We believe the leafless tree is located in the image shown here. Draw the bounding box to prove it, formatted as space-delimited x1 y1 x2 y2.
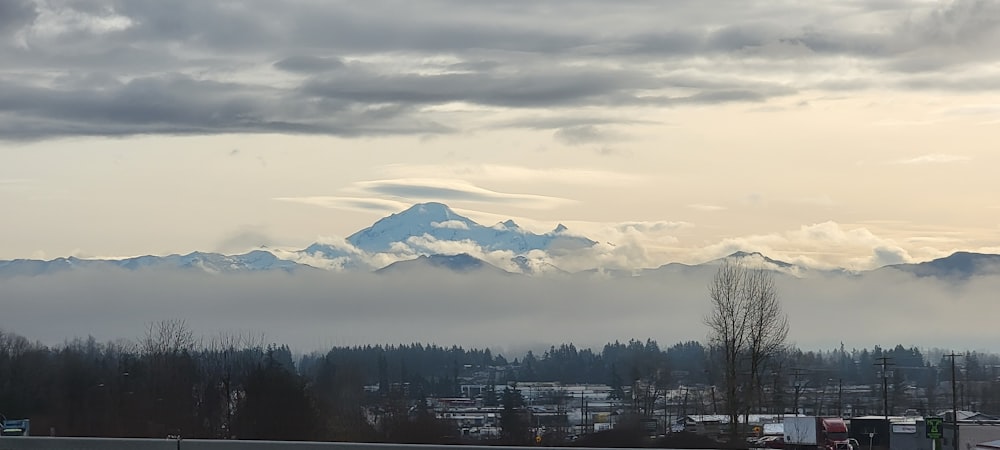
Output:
705 258 788 440
632 368 670 418
139 319 197 356
744 266 789 420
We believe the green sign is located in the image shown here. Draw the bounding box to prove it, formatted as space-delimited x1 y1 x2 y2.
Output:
926 417 944 439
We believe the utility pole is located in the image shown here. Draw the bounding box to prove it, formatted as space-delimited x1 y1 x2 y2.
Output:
875 357 895 421
946 353 962 450
837 378 844 418
791 368 807 415
874 356 895 450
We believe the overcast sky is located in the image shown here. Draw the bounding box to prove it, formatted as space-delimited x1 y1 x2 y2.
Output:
3 0 1000 270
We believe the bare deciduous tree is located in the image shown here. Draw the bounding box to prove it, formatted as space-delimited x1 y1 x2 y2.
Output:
139 319 197 356
705 258 789 440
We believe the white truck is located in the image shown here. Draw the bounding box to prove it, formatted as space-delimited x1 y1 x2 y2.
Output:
783 416 851 450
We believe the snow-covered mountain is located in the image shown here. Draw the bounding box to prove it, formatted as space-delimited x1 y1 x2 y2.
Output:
882 252 1000 279
0 202 601 278
633 251 801 279
0 250 311 278
375 253 511 275
344 202 596 254
6 201 1000 280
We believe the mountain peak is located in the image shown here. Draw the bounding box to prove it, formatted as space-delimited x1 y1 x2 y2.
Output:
553 224 568 233
714 251 794 269
398 202 457 219
728 251 762 258
345 203 596 254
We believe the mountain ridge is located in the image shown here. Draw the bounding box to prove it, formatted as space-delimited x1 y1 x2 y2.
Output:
2 202 998 280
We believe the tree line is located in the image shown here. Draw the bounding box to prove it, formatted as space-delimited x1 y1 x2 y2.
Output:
1 318 999 442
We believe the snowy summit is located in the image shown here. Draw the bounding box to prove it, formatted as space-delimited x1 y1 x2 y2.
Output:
345 202 595 254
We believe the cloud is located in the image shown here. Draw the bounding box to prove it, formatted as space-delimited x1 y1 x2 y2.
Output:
553 125 621 146
494 115 659 131
431 220 470 230
616 221 692 234
893 154 972 164
32 4 134 37
273 55 345 73
352 178 575 209
0 0 37 35
694 221 913 270
378 163 646 186
10 0 991 140
871 245 911 267
0 74 453 141
300 65 664 109
275 178 576 217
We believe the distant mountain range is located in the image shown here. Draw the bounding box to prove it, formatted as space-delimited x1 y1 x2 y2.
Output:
2 202 999 280
882 251 1000 280
0 250 312 277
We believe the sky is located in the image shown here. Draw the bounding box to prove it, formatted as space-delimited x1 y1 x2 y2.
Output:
2 0 1000 270
2 0 1000 351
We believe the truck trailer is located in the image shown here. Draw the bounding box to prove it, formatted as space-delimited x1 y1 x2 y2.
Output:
783 416 851 450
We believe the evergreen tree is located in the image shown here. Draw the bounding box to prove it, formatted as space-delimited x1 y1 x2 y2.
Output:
500 386 530 445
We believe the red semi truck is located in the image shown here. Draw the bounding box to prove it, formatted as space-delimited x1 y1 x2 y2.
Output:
782 416 852 450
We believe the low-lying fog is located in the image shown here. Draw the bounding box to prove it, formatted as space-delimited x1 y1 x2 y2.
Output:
1 268 996 354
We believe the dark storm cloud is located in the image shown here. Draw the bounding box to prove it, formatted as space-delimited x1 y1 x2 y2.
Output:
3 0 1000 140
